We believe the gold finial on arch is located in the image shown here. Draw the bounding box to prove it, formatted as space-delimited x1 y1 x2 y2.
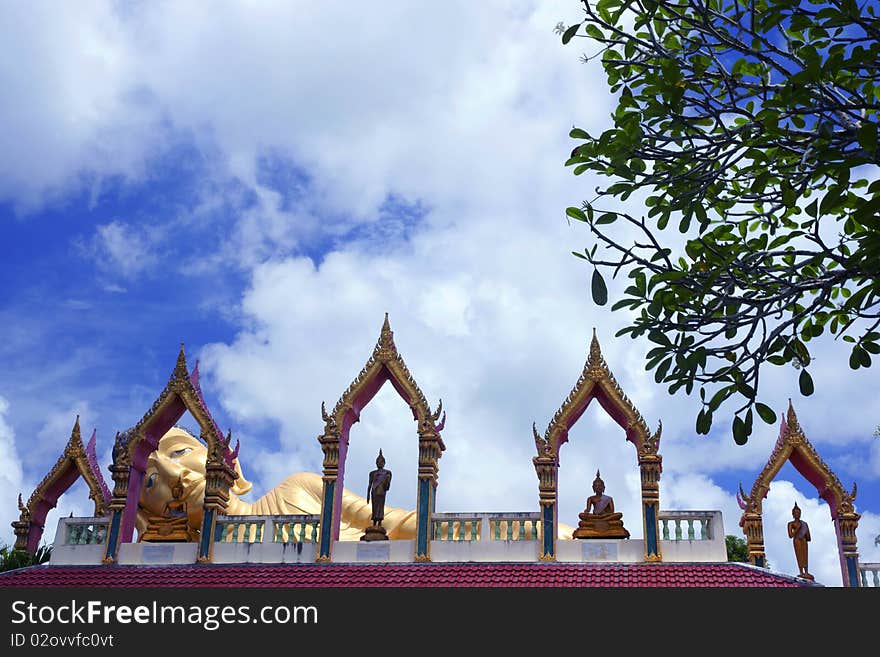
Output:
327 314 440 434
538 330 652 456
589 326 601 363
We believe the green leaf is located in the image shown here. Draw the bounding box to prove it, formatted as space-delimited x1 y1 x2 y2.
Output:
566 206 588 222
849 348 862 369
798 369 814 396
857 121 878 153
591 268 608 306
732 415 749 445
561 23 580 44
755 403 777 424
696 408 713 435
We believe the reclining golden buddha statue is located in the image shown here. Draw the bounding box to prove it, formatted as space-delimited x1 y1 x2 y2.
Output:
137 427 419 541
138 428 584 542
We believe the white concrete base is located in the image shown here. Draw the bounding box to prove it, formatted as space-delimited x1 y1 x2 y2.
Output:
556 538 645 562
213 542 317 564
118 542 198 565
659 539 727 562
50 544 106 565
331 539 416 562
430 540 540 562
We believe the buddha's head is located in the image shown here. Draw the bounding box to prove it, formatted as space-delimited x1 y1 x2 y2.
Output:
592 470 605 495
136 427 251 536
792 502 801 520
376 449 385 469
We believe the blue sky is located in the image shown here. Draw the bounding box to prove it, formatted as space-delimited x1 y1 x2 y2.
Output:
0 1 878 586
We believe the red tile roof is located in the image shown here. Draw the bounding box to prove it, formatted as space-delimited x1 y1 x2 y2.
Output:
0 562 812 587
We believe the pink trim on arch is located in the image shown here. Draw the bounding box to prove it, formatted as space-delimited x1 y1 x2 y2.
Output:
553 384 642 454
85 429 111 506
26 465 81 553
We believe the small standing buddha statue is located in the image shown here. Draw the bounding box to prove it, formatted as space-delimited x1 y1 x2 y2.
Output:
140 474 197 542
572 470 630 539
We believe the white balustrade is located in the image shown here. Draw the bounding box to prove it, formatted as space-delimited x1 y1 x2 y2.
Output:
62 517 109 545
659 511 715 541
859 563 880 587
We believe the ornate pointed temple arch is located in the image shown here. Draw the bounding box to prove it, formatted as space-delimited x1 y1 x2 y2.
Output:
12 417 111 553
317 314 445 562
737 401 861 586
532 330 662 561
102 345 240 564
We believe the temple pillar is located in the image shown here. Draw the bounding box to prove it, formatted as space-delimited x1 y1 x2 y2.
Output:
316 430 340 562
12 518 30 552
740 514 765 568
102 451 134 564
836 511 861 587
639 453 662 562
197 436 236 563
415 427 442 561
533 453 558 561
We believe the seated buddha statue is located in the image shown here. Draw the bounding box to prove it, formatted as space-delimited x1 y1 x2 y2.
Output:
139 474 199 542
572 470 630 539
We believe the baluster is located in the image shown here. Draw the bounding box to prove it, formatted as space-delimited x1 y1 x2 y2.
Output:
444 520 452 541
699 518 709 540
533 520 539 540
67 525 79 545
312 521 319 543
472 520 479 541
97 526 106 544
256 521 264 543
494 520 500 541
300 522 307 542
687 519 695 540
873 570 879 587
660 519 667 540
506 520 513 541
674 519 682 540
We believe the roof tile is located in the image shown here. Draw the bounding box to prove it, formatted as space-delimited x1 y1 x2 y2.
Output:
0 562 811 588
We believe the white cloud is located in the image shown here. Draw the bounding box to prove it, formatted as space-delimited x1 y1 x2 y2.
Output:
0 396 25 547
80 220 161 279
